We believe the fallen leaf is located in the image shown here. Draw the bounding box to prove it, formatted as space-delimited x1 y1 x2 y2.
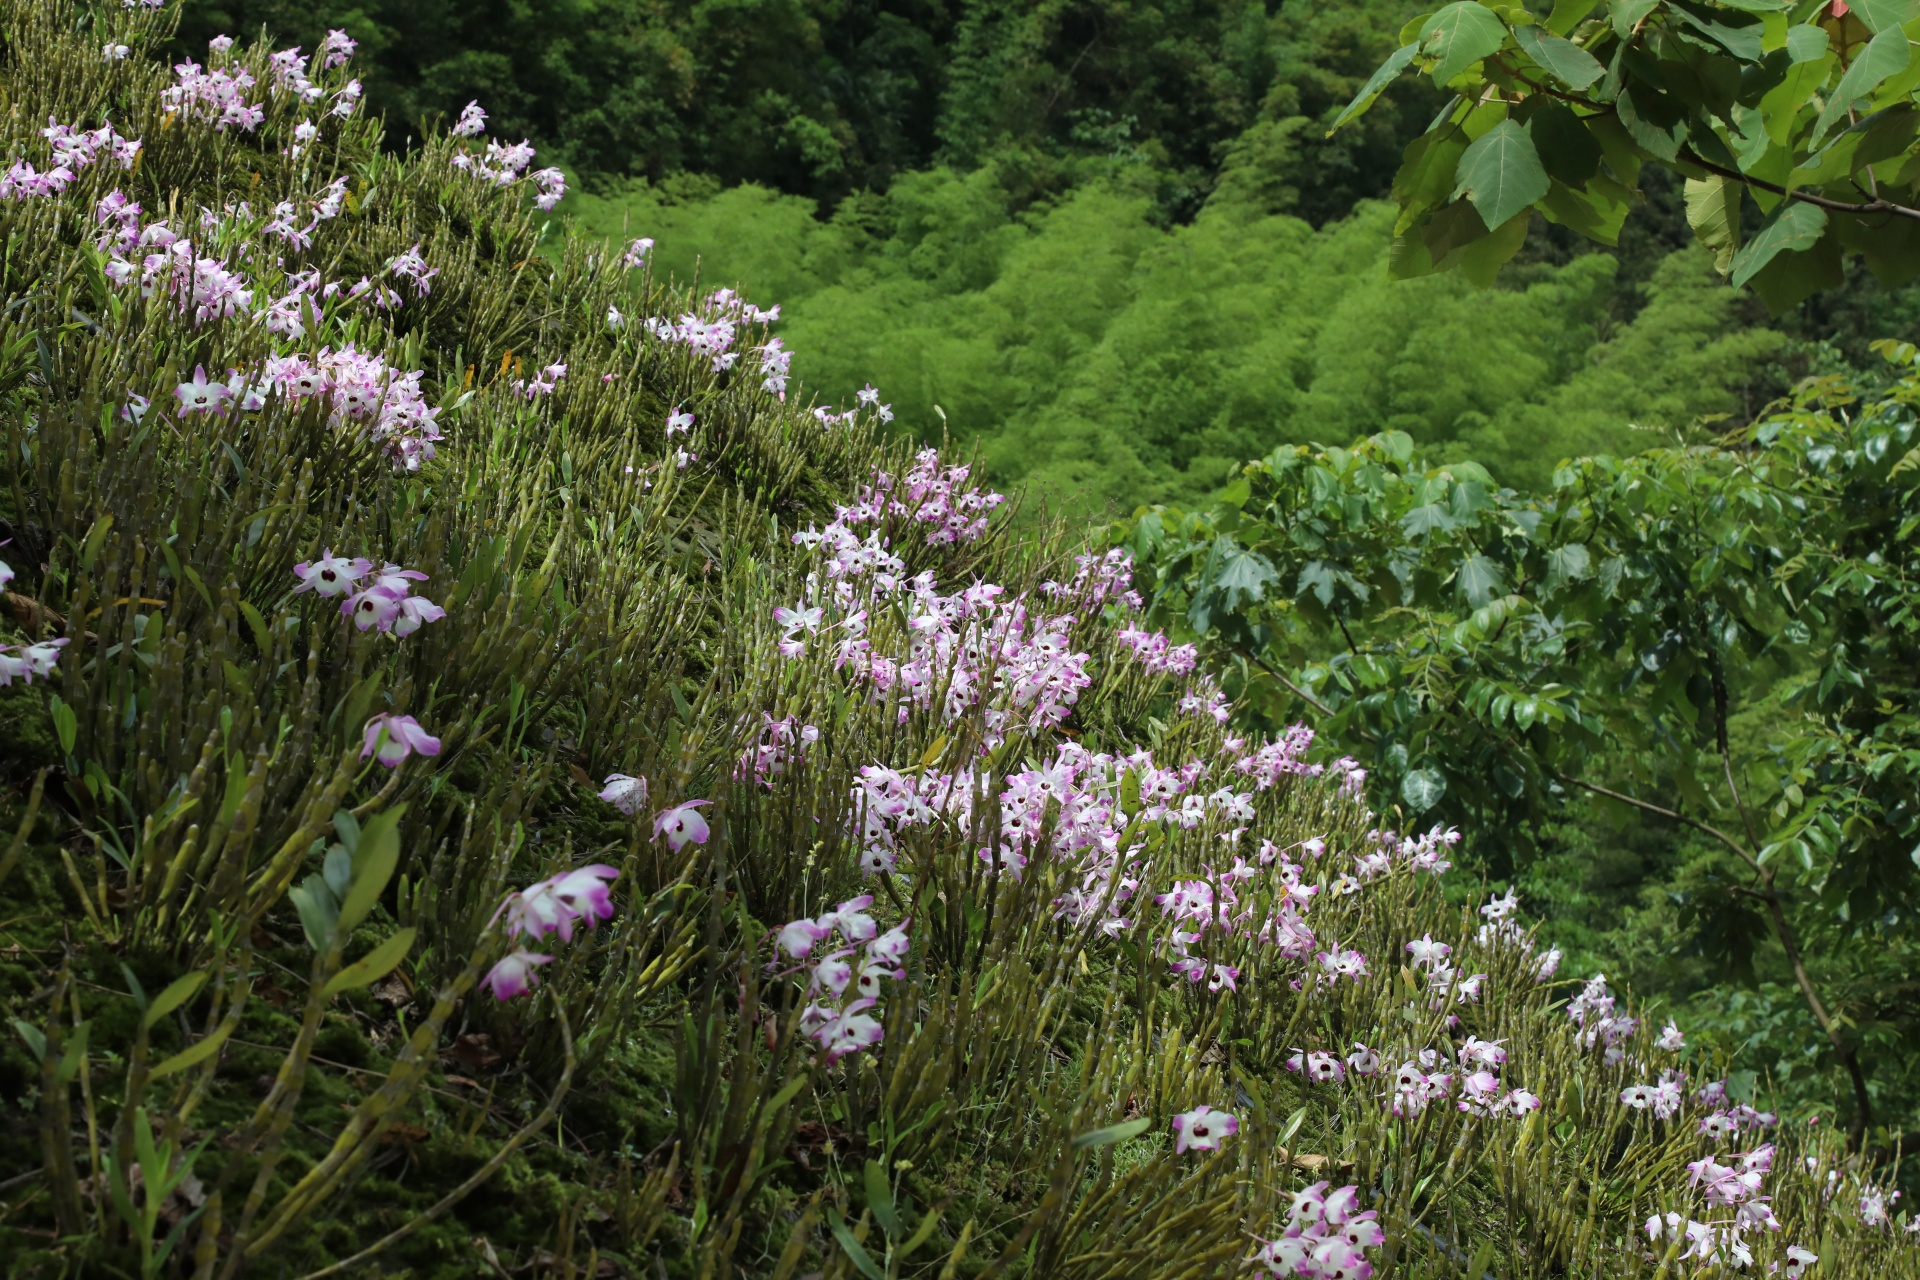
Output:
371 973 412 1008
444 1033 501 1071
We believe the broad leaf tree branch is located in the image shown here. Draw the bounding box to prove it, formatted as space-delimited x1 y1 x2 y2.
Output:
1338 0 1920 311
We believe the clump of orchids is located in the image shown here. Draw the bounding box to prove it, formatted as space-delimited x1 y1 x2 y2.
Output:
1253 1182 1385 1279
294 551 446 636
770 895 909 1065
483 779 717 998
483 863 622 999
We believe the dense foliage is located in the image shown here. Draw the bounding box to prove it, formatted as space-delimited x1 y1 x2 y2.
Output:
1343 0 1920 312
170 0 1435 219
181 0 1920 513
7 2 1919 1276
566 180 1790 513
1125 352 1920 1145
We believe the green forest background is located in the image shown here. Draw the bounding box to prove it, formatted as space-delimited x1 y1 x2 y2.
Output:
174 0 1920 1125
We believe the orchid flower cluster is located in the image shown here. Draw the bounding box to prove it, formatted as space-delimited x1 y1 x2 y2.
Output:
1403 930 1487 1012
853 382 894 422
292 553 447 637
62 38 450 470
832 448 1008 547
1693 1078 1782 1142
1854 1179 1917 1234
269 47 361 118
1172 1103 1237 1153
440 99 566 209
1473 888 1563 981
0 558 66 686
1619 1070 1689 1121
1253 1182 1385 1280
112 230 256 324
1116 623 1199 674
1285 1032 1543 1121
2 116 139 200
779 566 1093 739
386 243 438 297
1565 973 1641 1066
483 864 621 1000
1644 1142 1806 1271
162 345 445 469
759 336 793 397
596 772 648 816
735 714 819 788
1169 674 1228 726
640 285 780 372
512 361 568 399
653 799 714 851
162 57 264 132
261 178 351 255
850 726 1442 999
451 100 488 138
590 769 715 852
0 637 67 687
771 896 908 1065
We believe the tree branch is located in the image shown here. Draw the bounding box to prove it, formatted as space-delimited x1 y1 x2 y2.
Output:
1237 648 1336 717
1680 148 1920 223
1558 766 1875 1139
1551 769 1762 873
1491 53 1920 224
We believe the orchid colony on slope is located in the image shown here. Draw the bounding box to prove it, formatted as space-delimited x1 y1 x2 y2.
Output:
3 14 1911 1279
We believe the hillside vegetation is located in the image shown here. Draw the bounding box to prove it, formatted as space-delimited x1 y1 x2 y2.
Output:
180 0 1914 513
3 3 1916 1278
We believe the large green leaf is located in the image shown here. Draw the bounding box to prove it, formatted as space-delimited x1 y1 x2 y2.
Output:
1401 502 1457 538
1784 24 1828 63
1420 2 1508 85
1760 51 1837 145
1513 25 1605 89
1547 0 1602 35
1530 103 1603 185
1846 0 1920 33
1684 175 1743 273
1453 121 1550 241
1745 222 1844 311
1611 0 1660 36
1539 176 1631 244
1834 204 1920 286
1402 768 1448 812
1211 544 1276 608
1669 6 1765 61
828 1210 885 1280
1811 25 1911 145
290 874 340 951
863 1160 905 1242
1333 43 1419 131
1729 200 1828 288
1546 543 1594 585
1455 553 1505 606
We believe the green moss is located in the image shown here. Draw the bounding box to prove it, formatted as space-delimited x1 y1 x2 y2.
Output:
0 681 59 776
315 1017 372 1069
